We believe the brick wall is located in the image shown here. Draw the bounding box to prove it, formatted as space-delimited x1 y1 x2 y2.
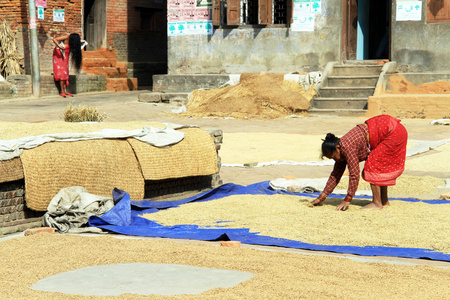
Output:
0 180 44 236
0 0 167 85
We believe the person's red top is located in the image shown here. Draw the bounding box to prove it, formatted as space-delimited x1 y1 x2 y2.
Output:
323 124 369 199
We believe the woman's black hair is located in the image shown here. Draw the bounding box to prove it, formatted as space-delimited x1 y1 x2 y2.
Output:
69 33 82 71
321 133 340 159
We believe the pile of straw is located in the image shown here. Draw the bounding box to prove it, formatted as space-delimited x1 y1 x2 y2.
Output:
0 20 21 78
63 104 107 122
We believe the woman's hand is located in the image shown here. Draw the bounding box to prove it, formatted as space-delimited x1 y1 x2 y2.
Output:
335 201 350 211
335 195 352 211
310 193 327 206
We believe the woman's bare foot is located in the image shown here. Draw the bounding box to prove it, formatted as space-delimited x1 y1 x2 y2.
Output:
383 200 390 206
360 202 383 210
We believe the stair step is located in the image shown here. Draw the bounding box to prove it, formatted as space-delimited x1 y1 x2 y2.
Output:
319 86 375 98
308 108 367 116
83 48 116 59
106 78 138 92
325 75 379 87
312 97 368 110
333 65 383 76
83 67 127 78
83 58 117 68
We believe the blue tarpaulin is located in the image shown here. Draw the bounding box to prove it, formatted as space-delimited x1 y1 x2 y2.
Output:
88 182 450 262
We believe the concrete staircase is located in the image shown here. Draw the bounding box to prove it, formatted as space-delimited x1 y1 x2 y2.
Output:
310 61 385 115
82 48 138 92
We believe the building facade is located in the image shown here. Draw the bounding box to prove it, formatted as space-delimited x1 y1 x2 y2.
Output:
0 0 448 86
167 0 450 74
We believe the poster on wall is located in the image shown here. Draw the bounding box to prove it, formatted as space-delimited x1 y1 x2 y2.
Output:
310 0 321 14
396 1 422 21
37 7 44 20
168 21 212 36
36 0 47 8
53 9 65 22
292 0 315 31
167 0 212 35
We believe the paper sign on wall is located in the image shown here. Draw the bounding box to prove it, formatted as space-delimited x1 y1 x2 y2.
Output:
396 1 422 21
310 0 321 14
53 9 65 22
292 0 315 31
167 0 212 35
36 0 47 8
168 21 212 36
37 7 44 20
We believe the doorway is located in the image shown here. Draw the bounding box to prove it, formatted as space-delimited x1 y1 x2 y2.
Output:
342 0 391 61
83 0 107 50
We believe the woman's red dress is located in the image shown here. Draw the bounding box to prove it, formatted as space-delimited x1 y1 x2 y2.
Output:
52 46 70 86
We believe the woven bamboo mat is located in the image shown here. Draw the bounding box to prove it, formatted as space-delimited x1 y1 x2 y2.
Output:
0 157 24 183
128 128 218 180
20 140 145 211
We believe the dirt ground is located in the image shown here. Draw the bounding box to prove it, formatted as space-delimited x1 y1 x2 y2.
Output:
0 92 449 298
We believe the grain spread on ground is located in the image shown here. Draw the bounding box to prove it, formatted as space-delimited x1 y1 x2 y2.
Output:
335 174 445 197
219 132 421 164
144 193 450 254
0 234 449 299
220 132 323 164
386 75 450 94
0 121 168 140
405 143 450 172
180 73 316 119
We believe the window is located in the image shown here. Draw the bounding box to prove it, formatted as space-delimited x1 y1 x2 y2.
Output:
213 0 292 26
427 0 450 23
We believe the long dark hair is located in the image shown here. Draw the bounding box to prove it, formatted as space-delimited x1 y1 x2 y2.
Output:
69 33 82 71
321 133 340 159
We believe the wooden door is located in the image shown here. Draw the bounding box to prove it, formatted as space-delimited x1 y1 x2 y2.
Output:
84 0 107 50
342 0 358 60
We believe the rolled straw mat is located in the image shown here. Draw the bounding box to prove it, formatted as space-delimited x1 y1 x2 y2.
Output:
20 140 144 211
0 158 24 183
127 128 218 180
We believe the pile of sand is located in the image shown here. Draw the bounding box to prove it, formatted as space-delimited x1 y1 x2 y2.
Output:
144 193 450 253
386 75 450 94
181 73 316 119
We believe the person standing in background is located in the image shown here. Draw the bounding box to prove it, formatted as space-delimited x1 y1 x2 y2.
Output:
52 33 83 97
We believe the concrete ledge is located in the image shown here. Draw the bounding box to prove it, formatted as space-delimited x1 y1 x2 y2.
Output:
139 93 161 103
0 74 107 99
138 92 190 104
153 74 231 93
367 94 450 118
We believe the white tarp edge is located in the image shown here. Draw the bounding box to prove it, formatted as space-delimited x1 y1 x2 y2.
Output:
0 126 187 161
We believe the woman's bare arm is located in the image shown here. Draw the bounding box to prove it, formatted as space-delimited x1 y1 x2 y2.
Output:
52 34 70 48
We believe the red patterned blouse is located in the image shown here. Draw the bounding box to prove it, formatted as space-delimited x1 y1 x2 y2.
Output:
323 124 370 199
